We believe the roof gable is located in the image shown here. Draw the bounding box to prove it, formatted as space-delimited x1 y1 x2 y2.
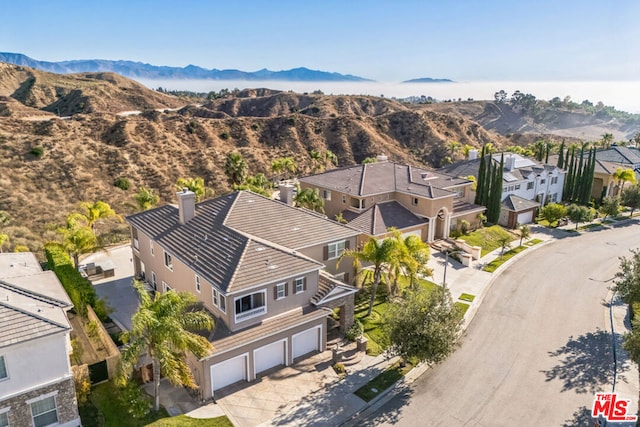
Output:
343 201 425 235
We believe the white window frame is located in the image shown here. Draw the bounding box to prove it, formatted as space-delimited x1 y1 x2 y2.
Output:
234 291 267 323
276 283 286 300
163 281 172 292
132 228 139 250
151 271 157 290
551 176 558 185
0 408 9 427
0 355 7 381
527 182 534 190
342 195 347 204
295 277 306 294
164 251 173 271
412 197 418 206
150 241 155 256
195 275 201 293
323 189 331 201
515 184 521 190
28 393 58 427
327 240 346 260
540 179 546 184
212 287 226 313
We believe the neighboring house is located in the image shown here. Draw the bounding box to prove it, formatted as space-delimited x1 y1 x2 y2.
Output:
0 253 80 427
126 190 359 400
298 156 485 242
440 152 566 228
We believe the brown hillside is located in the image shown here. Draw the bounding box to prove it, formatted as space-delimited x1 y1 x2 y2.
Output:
0 67 509 251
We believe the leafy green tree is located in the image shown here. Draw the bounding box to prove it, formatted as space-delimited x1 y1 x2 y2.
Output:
324 150 338 170
599 197 620 221
621 184 640 217
362 157 378 164
79 201 122 234
566 204 594 230
293 188 325 213
225 152 248 185
448 141 461 158
539 203 567 225
134 187 160 211
601 133 614 149
309 150 323 172
623 320 640 369
383 287 462 364
339 237 396 316
176 177 210 202
519 224 530 246
614 249 640 305
57 213 97 269
119 280 214 412
235 173 272 196
498 236 511 258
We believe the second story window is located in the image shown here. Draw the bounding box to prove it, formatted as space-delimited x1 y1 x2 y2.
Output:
342 195 347 204
132 228 139 250
212 287 226 313
195 275 201 293
295 277 306 294
540 179 546 184
327 240 346 260
275 283 287 299
0 355 7 380
323 190 331 201
164 251 173 271
150 241 154 256
235 291 266 322
551 176 558 185
527 182 534 190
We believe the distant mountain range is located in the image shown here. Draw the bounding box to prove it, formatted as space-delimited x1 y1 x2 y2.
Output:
0 52 372 82
402 77 453 83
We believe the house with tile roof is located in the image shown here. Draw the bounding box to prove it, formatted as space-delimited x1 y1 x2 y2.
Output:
0 253 80 427
298 156 485 242
126 190 359 399
440 152 566 228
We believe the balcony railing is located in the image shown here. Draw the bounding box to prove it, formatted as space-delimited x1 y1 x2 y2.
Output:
235 305 266 322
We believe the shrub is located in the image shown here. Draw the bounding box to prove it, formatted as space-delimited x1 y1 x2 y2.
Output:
30 146 44 157
113 177 130 190
333 362 346 375
13 244 30 252
219 132 230 140
118 381 151 419
345 320 364 341
74 369 91 404
460 220 470 235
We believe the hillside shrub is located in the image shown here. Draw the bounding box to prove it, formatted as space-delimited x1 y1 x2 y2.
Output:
45 243 102 319
219 132 230 140
113 177 130 190
30 146 44 157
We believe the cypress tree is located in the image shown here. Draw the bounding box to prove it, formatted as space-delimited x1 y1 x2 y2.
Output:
545 143 550 164
475 145 486 205
557 140 565 169
482 153 492 209
563 147 575 201
572 145 585 202
564 149 570 171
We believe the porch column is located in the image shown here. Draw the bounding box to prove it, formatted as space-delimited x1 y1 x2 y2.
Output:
339 295 355 333
427 217 436 242
443 215 452 239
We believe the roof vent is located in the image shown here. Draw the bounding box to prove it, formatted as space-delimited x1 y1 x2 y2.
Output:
255 247 265 252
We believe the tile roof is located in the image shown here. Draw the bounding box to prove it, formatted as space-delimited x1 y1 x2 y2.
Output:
440 153 563 183
311 271 358 306
0 303 68 348
502 195 540 212
342 201 426 235
127 191 353 293
299 161 469 199
593 146 640 166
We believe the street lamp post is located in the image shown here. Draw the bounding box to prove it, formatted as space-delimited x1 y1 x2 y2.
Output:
442 249 464 290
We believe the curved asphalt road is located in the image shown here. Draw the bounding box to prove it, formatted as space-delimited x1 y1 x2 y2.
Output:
359 222 640 426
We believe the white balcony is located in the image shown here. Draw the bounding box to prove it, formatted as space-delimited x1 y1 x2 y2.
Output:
235 305 266 323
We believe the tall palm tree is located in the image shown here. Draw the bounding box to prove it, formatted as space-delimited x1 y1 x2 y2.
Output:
176 177 208 201
324 150 338 170
309 150 323 173
601 133 614 149
613 167 636 194
225 152 248 185
339 237 396 316
119 280 214 412
294 188 325 213
280 157 297 179
79 201 122 233
134 187 160 211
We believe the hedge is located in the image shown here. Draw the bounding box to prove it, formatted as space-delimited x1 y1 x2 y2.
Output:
45 243 100 318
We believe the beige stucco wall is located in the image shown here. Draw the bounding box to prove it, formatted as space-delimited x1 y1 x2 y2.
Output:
297 236 358 279
393 192 455 218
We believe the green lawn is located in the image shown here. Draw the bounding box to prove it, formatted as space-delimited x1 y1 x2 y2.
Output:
525 238 543 246
85 381 232 427
355 275 439 356
354 360 413 402
458 293 475 302
458 225 514 255
482 245 528 273
454 302 470 317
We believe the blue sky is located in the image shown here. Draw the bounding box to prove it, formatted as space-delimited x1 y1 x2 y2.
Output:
2 0 638 82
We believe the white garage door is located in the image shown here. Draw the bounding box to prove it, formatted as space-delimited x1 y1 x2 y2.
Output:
292 326 321 360
254 340 286 375
517 210 534 225
211 354 247 392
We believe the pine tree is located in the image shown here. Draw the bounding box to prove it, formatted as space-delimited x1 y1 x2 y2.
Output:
475 145 486 205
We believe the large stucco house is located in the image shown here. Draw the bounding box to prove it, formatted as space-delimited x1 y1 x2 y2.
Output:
440 152 566 228
0 253 80 427
126 190 359 400
297 156 485 242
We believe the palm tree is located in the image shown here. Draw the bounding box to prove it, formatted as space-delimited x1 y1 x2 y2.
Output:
271 158 285 182
519 224 530 246
339 237 396 316
462 144 474 159
79 201 122 234
134 187 160 211
613 167 636 194
448 141 461 159
309 150 323 173
225 152 248 185
294 188 325 213
176 177 208 202
57 213 97 269
324 150 338 170
280 157 297 179
235 173 272 197
119 280 214 412
498 236 511 259
601 133 614 149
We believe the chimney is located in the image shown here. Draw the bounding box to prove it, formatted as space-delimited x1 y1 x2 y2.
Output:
468 149 478 160
506 154 516 172
376 154 388 162
279 183 294 206
177 188 196 224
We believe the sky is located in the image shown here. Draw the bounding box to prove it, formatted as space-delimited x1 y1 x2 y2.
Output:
2 0 639 82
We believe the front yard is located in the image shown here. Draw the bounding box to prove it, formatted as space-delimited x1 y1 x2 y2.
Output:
457 225 515 255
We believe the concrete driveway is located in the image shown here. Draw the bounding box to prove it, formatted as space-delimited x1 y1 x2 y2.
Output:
81 245 137 331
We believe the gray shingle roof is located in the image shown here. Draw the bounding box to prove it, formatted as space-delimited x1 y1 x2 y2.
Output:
299 161 468 199
502 195 540 212
342 201 426 236
127 191 351 293
440 153 563 183
593 146 640 166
